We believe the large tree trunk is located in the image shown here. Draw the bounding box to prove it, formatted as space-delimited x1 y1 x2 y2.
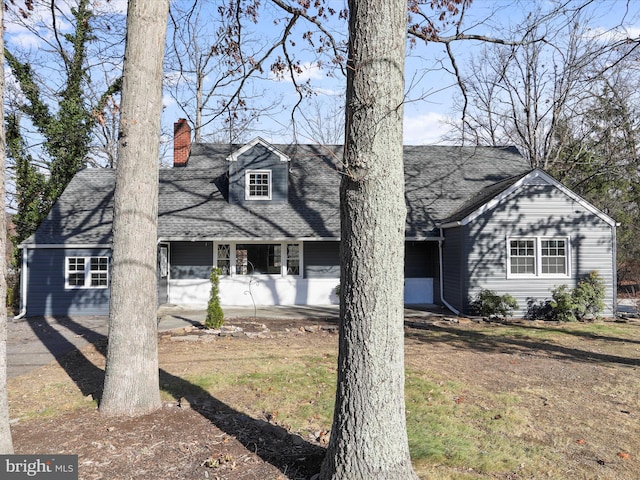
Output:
321 0 417 479
0 1 15 453
100 0 169 416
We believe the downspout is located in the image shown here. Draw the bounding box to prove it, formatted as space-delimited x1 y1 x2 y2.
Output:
438 228 460 315
613 222 619 316
13 246 28 320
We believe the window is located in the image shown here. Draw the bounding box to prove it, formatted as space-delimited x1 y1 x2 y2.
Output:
541 239 567 274
159 246 168 278
246 170 271 200
217 244 231 275
66 256 109 288
508 238 569 277
215 242 301 276
509 239 535 274
67 257 86 287
287 244 300 275
236 244 281 274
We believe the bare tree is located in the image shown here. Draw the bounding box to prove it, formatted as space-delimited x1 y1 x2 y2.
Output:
441 4 640 170
319 0 417 478
0 0 15 454
165 1 282 143
100 0 169 417
297 93 345 145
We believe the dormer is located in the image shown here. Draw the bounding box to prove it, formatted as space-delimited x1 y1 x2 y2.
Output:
226 138 290 204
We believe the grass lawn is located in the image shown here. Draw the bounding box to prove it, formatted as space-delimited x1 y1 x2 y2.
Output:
9 318 640 479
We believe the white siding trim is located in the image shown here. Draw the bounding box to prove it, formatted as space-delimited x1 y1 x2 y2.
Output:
226 137 289 162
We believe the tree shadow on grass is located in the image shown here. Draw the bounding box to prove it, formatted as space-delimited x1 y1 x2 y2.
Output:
26 316 326 479
404 321 640 367
513 323 640 346
25 317 106 399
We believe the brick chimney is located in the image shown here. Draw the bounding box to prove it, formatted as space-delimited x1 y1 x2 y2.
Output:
173 119 191 167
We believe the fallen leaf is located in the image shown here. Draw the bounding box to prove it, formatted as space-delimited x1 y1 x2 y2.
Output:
617 452 630 460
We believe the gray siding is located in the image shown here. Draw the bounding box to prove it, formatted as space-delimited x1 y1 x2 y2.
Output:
170 241 213 279
304 241 438 280
463 184 616 317
26 247 111 316
304 241 340 278
229 143 288 204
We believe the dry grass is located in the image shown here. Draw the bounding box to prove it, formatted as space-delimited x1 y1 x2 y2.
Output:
9 318 640 479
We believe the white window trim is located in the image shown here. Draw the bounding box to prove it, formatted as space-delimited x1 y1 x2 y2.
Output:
245 170 272 200
65 256 110 289
506 237 570 279
214 242 303 277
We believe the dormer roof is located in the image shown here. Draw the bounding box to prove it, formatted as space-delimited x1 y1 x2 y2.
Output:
226 137 290 163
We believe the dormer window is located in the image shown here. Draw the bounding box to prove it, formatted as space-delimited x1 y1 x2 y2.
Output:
227 139 288 204
246 170 272 200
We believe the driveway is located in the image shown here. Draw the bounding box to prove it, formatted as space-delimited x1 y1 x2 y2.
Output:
8 316 109 379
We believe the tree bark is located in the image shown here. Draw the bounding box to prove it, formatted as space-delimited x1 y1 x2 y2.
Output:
320 0 417 478
100 0 169 416
0 0 15 453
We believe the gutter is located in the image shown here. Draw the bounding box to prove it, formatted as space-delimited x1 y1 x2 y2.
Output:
13 247 28 320
438 227 460 316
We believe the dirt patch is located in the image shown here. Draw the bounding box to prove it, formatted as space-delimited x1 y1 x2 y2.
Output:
9 316 640 479
13 407 323 480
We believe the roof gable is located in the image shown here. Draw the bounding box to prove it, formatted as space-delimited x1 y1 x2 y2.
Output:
440 168 617 228
226 137 289 163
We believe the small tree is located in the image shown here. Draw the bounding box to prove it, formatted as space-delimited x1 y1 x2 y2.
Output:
205 268 224 329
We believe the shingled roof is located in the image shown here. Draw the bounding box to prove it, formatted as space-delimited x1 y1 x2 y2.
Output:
23 143 531 246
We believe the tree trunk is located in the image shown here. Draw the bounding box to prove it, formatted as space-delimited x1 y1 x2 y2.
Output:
320 0 417 478
100 0 169 416
0 1 15 453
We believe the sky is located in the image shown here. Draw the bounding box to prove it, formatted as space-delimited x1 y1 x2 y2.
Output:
4 0 640 152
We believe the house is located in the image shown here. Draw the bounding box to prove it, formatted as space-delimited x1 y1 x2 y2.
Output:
16 119 617 318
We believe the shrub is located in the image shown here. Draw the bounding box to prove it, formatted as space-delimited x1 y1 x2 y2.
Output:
550 271 606 322
470 289 519 319
205 267 224 329
574 271 606 319
550 284 578 322
524 297 554 320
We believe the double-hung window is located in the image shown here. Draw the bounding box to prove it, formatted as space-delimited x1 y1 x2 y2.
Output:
540 239 567 274
246 170 271 200
509 239 535 274
508 238 569 277
66 256 109 288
